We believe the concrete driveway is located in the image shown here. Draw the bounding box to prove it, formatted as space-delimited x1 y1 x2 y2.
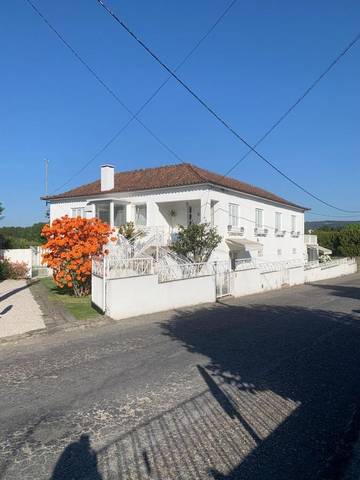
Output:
1 273 360 479
0 279 45 339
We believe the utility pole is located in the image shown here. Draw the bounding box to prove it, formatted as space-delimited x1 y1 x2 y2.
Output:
44 159 49 220
44 158 49 196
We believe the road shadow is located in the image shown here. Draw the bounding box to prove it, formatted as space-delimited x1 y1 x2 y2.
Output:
0 283 32 302
0 305 12 316
50 434 102 480
84 300 360 480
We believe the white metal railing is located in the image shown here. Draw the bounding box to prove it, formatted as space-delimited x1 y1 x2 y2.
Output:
92 256 154 279
227 225 245 236
235 258 257 271
235 258 304 273
304 234 318 245
158 262 212 283
320 257 355 269
254 227 268 236
257 259 304 273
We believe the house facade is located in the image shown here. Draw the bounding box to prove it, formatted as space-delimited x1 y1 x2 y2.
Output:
44 163 308 264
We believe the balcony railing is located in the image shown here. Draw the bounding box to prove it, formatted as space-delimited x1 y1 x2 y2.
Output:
275 229 286 237
227 225 245 236
304 234 318 245
157 262 213 283
254 227 268 237
291 231 301 238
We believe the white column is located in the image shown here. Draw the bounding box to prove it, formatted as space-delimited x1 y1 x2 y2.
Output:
201 196 211 224
110 201 114 228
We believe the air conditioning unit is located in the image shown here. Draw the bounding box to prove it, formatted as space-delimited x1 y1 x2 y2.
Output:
291 230 300 238
254 227 268 236
227 225 244 236
275 229 286 237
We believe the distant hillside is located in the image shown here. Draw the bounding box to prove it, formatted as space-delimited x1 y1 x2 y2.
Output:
305 220 360 230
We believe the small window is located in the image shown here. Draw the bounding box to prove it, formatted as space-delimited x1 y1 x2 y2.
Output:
187 205 193 225
293 248 297 255
229 204 240 227
255 208 264 228
291 215 297 232
277 249 282 256
210 200 216 226
275 212 282 230
95 203 110 224
135 204 147 226
114 204 126 227
71 207 84 218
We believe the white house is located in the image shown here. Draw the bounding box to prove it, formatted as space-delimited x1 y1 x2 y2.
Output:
43 163 308 265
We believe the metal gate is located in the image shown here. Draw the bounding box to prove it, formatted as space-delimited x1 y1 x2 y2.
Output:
214 261 232 298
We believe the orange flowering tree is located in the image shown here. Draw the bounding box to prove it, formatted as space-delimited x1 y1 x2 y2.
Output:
41 216 115 297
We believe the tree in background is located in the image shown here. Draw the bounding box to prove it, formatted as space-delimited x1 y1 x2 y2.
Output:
338 224 360 257
171 223 222 263
0 203 4 220
41 216 114 297
0 222 46 248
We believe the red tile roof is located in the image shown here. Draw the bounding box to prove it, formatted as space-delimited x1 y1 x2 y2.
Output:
43 163 308 210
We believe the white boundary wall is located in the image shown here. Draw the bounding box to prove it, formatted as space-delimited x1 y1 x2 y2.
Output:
0 249 32 277
304 260 357 283
94 273 216 320
92 258 357 320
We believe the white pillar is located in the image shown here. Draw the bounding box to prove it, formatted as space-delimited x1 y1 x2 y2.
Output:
201 196 211 224
110 201 114 228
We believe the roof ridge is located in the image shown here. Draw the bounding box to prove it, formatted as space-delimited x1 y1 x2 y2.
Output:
114 162 187 176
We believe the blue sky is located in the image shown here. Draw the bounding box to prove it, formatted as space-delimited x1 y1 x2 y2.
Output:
1 0 359 226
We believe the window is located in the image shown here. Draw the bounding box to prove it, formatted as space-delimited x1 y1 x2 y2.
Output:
135 204 147 226
95 203 110 225
277 249 282 256
71 207 84 218
255 208 264 228
275 212 282 231
291 215 297 232
187 204 193 225
210 200 216 226
293 248 297 255
229 204 240 227
114 204 126 227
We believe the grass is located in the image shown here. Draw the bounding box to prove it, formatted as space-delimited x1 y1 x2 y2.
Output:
40 277 100 321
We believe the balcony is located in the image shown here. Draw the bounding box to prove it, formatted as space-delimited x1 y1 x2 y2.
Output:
275 228 286 237
254 227 268 237
227 225 244 236
304 234 318 245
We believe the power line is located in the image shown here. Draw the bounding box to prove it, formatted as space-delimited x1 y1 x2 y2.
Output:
25 0 238 194
96 0 360 214
223 31 360 177
25 0 185 193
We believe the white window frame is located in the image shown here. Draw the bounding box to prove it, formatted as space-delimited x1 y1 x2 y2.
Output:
229 204 240 228
71 207 84 218
275 212 282 231
114 204 126 227
255 208 264 229
291 215 297 232
135 204 147 227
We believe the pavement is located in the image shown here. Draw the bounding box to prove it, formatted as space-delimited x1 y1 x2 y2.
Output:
1 272 360 479
0 279 45 339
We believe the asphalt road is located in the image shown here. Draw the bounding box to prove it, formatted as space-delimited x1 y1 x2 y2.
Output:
1 273 360 480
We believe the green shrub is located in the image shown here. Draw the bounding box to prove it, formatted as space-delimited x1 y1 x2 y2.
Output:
0 260 11 280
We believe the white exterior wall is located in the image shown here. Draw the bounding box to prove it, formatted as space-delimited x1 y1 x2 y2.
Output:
105 274 216 320
49 184 306 263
